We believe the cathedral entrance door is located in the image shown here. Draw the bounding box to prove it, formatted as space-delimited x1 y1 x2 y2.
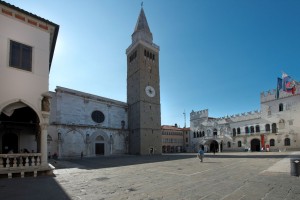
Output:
251 139 260 152
95 143 104 155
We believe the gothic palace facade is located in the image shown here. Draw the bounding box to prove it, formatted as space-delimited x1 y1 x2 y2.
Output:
190 84 300 152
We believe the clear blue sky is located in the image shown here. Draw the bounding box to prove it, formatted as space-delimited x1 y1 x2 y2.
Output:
6 0 300 127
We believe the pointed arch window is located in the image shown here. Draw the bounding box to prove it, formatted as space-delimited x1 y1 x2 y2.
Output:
250 126 255 133
193 132 196 138
227 142 231 148
213 129 217 136
265 124 270 132
284 138 290 146
270 139 275 146
238 141 242 147
47 135 52 144
272 123 277 133
255 125 260 133
279 103 283 112
233 128 236 137
245 127 249 134
237 128 241 134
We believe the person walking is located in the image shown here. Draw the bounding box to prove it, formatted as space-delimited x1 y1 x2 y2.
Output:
198 148 204 162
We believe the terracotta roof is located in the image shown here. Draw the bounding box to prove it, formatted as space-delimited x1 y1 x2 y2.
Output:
161 125 182 131
182 127 190 131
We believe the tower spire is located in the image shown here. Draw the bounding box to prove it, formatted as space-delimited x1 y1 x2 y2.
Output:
132 6 153 44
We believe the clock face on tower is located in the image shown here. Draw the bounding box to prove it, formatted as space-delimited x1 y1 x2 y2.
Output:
145 85 155 97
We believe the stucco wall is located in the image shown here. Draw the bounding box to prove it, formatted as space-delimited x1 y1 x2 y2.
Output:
0 13 50 113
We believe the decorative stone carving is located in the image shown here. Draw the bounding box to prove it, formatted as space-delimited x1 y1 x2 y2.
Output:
121 120 125 130
41 96 50 112
86 134 91 144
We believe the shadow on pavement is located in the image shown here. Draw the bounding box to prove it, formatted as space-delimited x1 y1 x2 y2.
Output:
204 153 300 159
51 152 299 170
52 154 196 170
0 175 71 200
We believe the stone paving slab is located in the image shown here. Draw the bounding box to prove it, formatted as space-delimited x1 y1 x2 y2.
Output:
0 152 299 200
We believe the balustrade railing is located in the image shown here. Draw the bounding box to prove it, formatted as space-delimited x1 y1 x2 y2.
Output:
0 153 41 169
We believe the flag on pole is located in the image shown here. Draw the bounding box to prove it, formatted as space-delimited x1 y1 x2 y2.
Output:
276 77 282 99
282 72 290 91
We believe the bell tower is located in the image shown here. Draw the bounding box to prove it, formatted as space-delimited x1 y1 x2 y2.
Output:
126 7 161 155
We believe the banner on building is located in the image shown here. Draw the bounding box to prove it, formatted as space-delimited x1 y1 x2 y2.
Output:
260 134 265 150
281 72 297 95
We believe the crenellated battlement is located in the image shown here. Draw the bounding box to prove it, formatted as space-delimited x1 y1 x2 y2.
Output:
216 110 261 122
260 85 300 103
260 89 277 103
190 109 208 120
191 108 261 124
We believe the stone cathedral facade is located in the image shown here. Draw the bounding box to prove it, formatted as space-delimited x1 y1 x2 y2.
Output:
47 7 161 158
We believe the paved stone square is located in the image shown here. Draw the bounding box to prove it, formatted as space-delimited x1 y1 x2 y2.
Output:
0 152 300 200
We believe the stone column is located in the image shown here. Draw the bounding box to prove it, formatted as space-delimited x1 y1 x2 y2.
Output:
110 134 113 155
85 134 91 157
218 142 221 152
41 94 51 165
40 123 48 166
41 111 50 166
58 132 63 159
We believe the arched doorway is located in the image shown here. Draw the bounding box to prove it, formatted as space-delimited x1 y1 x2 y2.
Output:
95 135 105 155
251 139 260 151
0 103 40 154
210 140 218 153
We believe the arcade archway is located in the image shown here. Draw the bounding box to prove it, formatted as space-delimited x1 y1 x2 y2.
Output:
0 103 40 153
210 140 219 153
251 138 261 152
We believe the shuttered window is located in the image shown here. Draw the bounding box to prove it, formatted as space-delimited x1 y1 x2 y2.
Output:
9 40 32 71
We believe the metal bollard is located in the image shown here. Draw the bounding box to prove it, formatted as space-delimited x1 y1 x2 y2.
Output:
290 158 300 177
